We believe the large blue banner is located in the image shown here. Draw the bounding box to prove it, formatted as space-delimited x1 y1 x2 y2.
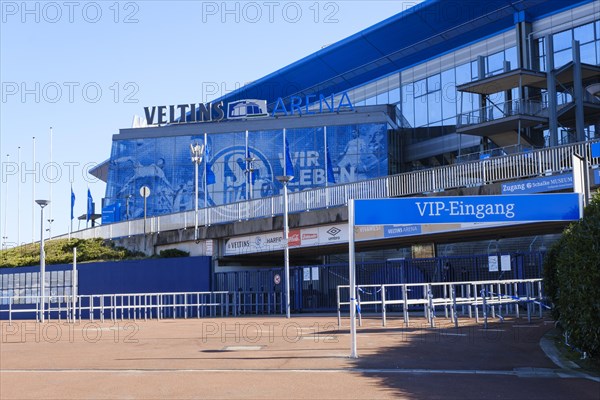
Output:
354 194 582 226
104 123 388 221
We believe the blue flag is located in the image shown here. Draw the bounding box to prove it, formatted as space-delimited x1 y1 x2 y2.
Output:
326 144 335 184
86 189 93 222
204 144 216 185
285 138 294 177
70 186 76 220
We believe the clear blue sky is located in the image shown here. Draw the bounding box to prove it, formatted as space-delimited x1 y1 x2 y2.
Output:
0 0 418 246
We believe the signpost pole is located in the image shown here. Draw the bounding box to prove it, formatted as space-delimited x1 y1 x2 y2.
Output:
348 199 357 358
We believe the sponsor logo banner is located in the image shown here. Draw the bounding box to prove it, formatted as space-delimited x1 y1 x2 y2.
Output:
224 231 283 256
501 174 573 194
288 230 301 247
355 225 383 240
384 225 421 238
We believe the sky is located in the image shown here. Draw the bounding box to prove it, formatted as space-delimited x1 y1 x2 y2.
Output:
0 0 420 247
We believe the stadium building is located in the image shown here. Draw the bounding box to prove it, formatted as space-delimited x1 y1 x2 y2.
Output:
60 0 600 310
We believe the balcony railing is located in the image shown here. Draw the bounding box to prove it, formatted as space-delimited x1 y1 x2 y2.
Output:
457 99 546 128
56 140 600 242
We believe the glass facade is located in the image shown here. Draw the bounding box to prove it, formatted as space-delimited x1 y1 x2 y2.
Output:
104 122 388 221
0 271 73 305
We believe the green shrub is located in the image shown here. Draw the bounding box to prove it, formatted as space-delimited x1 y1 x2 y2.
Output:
544 191 600 357
159 248 190 258
0 238 145 268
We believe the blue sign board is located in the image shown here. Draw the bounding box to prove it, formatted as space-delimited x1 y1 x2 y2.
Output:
595 169 600 185
501 173 573 194
354 194 581 226
592 142 600 158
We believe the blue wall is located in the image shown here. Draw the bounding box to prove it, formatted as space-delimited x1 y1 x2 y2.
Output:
0 256 211 296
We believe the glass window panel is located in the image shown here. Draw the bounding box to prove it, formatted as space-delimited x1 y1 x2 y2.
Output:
388 88 400 104
505 47 518 70
401 84 415 127
487 51 504 75
471 61 479 81
553 29 573 52
554 49 572 68
441 68 457 120
574 22 594 44
455 63 470 85
414 78 427 97
376 91 388 105
538 37 546 56
427 92 442 124
414 95 428 127
427 74 440 92
365 96 377 106
15 274 22 288
580 42 596 64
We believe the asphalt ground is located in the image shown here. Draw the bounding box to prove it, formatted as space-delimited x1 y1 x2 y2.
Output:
1 314 599 399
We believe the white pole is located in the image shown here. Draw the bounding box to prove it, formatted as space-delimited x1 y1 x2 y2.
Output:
194 152 199 240
348 199 358 358
49 127 53 240
324 126 330 207
283 180 291 319
69 186 72 241
204 133 209 226
283 128 287 176
32 137 35 244
17 147 21 247
72 247 77 320
39 204 46 323
245 130 249 201
3 154 9 249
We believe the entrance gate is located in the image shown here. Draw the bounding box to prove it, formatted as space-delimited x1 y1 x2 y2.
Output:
213 252 545 313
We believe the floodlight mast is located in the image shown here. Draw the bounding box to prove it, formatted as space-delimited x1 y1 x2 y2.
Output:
190 143 205 241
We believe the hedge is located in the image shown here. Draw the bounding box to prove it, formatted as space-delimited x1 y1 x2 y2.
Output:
544 191 600 357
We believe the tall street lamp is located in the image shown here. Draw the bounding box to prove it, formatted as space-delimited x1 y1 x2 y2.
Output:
190 142 205 241
35 199 49 322
276 175 293 318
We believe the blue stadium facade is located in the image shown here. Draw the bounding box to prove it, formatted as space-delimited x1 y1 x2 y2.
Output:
93 0 600 223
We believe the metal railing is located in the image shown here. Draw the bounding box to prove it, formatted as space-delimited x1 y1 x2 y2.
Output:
0 291 234 322
57 140 600 242
337 278 545 329
457 99 545 128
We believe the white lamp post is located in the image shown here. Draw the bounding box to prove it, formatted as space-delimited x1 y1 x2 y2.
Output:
35 199 49 322
190 142 205 241
276 175 293 318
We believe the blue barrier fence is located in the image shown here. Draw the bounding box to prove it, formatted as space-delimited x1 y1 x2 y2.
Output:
214 252 545 313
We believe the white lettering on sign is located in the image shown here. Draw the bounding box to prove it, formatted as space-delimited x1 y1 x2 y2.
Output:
415 201 515 219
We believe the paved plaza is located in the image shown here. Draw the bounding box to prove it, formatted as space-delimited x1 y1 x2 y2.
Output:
1 315 599 399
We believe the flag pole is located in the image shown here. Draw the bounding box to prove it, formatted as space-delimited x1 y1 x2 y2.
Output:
49 127 53 240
